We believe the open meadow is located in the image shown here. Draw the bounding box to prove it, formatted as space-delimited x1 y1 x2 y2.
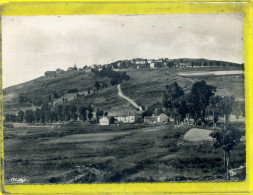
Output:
121 67 244 107
4 121 245 184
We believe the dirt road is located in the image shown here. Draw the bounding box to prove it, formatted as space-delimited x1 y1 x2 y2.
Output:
117 84 142 111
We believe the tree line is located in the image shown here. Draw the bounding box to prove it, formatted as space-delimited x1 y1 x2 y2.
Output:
4 104 108 124
162 80 245 127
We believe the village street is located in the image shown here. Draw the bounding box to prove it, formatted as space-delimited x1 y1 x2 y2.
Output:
117 84 142 111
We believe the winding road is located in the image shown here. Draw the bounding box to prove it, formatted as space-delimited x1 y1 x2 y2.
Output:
117 84 142 111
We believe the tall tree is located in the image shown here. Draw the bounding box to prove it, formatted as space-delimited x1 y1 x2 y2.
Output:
48 111 57 123
73 113 78 122
96 108 100 122
18 93 29 105
88 111 93 121
173 95 189 125
189 80 216 125
210 124 243 180
64 105 71 121
10 114 18 122
209 95 223 128
220 96 235 129
232 100 244 121
34 108 41 123
163 82 184 111
25 110 34 123
163 82 184 124
55 105 63 122
79 106 87 121
4 114 10 122
18 110 25 123
71 105 77 119
94 81 100 91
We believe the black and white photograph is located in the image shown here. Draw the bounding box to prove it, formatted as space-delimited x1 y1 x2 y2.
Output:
2 14 246 184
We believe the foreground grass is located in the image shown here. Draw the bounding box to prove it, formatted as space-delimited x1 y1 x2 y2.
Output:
4 123 245 184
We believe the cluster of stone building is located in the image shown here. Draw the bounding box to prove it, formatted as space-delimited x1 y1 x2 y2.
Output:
99 113 170 126
115 58 167 69
114 58 196 69
44 65 92 78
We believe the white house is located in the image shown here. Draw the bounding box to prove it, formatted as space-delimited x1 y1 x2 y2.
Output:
150 61 163 69
147 59 155 64
179 62 191 67
115 115 135 124
99 117 110 125
132 58 147 65
157 113 169 124
150 63 155 69
144 116 158 124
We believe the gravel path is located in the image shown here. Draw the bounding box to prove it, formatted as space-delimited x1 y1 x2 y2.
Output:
117 84 142 111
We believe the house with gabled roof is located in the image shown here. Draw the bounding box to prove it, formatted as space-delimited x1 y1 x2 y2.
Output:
56 68 64 74
45 71 56 78
115 115 135 124
157 113 169 124
99 116 110 126
144 115 158 124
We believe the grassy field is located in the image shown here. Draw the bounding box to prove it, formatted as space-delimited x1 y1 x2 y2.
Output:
4 122 245 184
3 70 111 112
121 67 244 108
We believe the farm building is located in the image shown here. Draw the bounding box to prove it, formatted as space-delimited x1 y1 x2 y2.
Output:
144 116 158 124
132 58 147 65
56 68 64 74
147 59 155 64
115 115 135 124
84 67 92 72
157 113 169 124
150 63 155 69
99 117 110 126
45 71 56 78
136 64 147 69
150 61 163 69
179 62 191 67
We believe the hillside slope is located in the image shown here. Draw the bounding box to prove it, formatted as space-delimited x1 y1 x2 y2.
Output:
3 61 244 115
121 67 244 108
3 70 111 113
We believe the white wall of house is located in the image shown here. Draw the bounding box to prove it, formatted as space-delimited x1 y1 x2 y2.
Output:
115 116 135 123
150 63 155 69
157 113 169 124
99 117 110 125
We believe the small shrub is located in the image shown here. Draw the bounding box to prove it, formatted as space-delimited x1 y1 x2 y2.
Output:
4 123 13 128
171 176 187 181
48 177 61 183
173 132 181 138
67 88 79 93
169 148 178 153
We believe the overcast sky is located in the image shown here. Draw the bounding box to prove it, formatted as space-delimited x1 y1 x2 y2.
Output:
2 14 244 88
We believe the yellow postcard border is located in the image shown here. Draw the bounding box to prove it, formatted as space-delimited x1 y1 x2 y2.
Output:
0 1 252 194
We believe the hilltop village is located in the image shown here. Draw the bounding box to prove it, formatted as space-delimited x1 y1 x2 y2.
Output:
44 58 242 78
